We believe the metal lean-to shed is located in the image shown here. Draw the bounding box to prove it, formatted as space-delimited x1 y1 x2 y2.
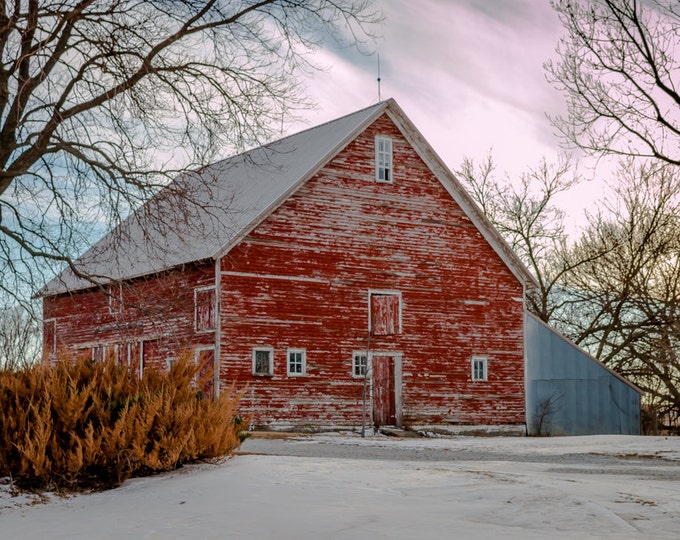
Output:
525 312 642 436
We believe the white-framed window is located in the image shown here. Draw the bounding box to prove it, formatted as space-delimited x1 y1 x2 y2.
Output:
375 136 393 183
43 318 56 355
287 348 306 376
352 352 368 378
194 286 216 332
252 347 274 376
471 356 488 382
92 344 107 363
107 282 123 314
369 290 402 336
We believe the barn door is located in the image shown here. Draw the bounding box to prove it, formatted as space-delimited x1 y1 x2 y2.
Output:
372 355 396 427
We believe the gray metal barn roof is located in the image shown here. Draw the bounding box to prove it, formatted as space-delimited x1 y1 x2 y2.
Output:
40 102 387 296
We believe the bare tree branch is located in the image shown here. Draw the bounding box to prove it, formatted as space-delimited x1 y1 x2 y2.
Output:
547 0 680 165
0 0 381 303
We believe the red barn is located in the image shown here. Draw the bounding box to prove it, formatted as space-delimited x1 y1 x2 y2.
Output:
40 99 537 434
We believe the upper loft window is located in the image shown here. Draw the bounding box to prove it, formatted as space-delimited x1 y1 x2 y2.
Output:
375 136 393 183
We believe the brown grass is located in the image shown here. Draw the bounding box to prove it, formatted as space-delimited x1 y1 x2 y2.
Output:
0 351 248 490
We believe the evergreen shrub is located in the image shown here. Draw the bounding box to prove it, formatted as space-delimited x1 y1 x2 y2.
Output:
0 351 248 490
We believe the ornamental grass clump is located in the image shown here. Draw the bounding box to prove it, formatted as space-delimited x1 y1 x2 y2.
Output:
0 351 247 490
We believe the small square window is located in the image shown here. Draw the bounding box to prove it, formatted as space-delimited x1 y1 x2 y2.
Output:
252 347 273 376
472 356 488 382
375 136 393 183
287 348 306 376
352 353 368 378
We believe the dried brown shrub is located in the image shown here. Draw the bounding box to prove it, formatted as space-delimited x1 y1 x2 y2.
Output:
0 351 247 490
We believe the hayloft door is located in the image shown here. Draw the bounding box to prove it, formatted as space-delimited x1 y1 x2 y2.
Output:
372 355 396 427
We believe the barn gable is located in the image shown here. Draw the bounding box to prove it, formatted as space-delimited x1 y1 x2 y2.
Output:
219 110 529 429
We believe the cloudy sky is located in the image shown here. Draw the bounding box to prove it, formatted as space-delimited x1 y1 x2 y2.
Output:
291 0 602 222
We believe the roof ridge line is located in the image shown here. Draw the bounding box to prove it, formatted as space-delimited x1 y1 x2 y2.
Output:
195 100 390 174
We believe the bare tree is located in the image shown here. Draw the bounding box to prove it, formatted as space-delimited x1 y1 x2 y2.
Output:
456 153 579 322
0 302 40 369
0 0 380 302
558 160 680 426
547 0 680 165
460 153 680 429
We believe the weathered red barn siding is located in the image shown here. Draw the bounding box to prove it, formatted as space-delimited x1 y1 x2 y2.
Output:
42 111 526 431
220 113 525 429
43 262 216 373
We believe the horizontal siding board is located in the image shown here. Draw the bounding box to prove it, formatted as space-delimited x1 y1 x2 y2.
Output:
44 263 217 371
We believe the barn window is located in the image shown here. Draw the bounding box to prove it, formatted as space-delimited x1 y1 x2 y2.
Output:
375 136 393 183
287 348 306 376
252 347 273 376
194 286 216 333
43 318 56 355
142 339 161 376
369 290 401 336
352 353 368 378
92 345 106 363
471 356 488 382
107 282 123 314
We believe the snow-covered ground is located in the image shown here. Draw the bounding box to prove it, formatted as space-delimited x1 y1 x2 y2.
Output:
2 434 679 539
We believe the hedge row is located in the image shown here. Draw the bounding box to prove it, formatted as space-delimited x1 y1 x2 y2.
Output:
0 352 248 490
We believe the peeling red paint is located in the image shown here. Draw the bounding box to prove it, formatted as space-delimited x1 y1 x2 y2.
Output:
43 113 526 431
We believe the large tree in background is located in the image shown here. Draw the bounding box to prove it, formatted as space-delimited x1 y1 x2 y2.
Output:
0 0 379 303
460 155 680 432
456 153 579 322
547 0 680 165
558 161 680 430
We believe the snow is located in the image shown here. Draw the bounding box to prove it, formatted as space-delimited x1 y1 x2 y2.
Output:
2 434 679 539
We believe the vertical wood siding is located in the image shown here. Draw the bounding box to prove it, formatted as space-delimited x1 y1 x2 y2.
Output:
371 293 400 336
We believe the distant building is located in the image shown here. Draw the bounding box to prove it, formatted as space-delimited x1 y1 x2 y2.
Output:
39 99 641 435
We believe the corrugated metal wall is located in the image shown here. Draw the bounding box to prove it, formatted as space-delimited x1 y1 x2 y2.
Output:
525 313 641 436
